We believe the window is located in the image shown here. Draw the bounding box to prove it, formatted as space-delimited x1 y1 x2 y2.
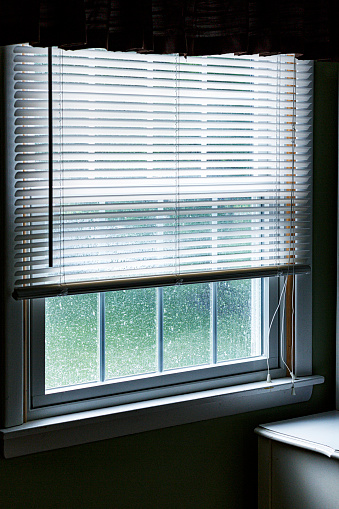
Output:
1 45 319 456
44 282 262 390
30 278 269 412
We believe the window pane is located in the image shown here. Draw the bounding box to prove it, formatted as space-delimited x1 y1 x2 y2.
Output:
45 294 99 389
105 288 157 379
44 281 262 391
217 279 261 362
163 283 211 370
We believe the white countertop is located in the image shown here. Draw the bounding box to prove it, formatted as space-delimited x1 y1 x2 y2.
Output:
255 411 339 459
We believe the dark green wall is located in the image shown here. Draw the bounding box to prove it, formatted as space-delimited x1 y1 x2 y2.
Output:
0 62 337 509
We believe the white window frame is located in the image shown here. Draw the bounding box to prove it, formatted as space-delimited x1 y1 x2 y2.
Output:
28 278 276 419
0 45 321 458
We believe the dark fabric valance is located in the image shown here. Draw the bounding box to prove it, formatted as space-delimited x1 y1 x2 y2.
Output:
1 0 339 59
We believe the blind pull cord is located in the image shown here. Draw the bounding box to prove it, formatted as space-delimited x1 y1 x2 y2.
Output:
175 52 181 283
48 47 53 268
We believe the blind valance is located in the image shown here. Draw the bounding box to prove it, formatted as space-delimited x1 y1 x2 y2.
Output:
0 1 338 60
12 46 312 299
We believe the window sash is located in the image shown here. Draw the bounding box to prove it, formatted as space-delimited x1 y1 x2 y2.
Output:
29 278 282 414
12 47 313 299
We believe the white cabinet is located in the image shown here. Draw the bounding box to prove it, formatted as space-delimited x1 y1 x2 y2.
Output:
256 411 339 509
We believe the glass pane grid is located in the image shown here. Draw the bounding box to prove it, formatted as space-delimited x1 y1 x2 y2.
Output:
45 280 262 391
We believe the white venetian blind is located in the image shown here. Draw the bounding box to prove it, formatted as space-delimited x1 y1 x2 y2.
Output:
12 45 312 299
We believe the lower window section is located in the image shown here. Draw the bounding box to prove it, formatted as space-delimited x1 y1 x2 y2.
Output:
44 279 262 391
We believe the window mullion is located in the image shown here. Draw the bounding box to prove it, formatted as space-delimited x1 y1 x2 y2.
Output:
99 293 105 382
211 282 217 364
157 287 164 373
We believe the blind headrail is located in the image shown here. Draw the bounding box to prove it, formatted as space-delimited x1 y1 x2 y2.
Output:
12 264 311 300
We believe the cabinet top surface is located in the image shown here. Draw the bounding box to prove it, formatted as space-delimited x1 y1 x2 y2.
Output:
255 411 339 458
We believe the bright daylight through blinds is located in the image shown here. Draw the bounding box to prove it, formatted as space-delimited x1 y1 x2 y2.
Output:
12 46 312 299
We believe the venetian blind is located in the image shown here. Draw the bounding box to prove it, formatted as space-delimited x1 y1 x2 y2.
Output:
12 45 312 299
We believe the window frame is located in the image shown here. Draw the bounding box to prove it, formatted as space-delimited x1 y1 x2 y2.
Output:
0 45 318 457
27 278 281 420
2 271 318 459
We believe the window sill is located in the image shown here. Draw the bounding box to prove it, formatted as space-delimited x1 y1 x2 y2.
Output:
1 375 323 458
